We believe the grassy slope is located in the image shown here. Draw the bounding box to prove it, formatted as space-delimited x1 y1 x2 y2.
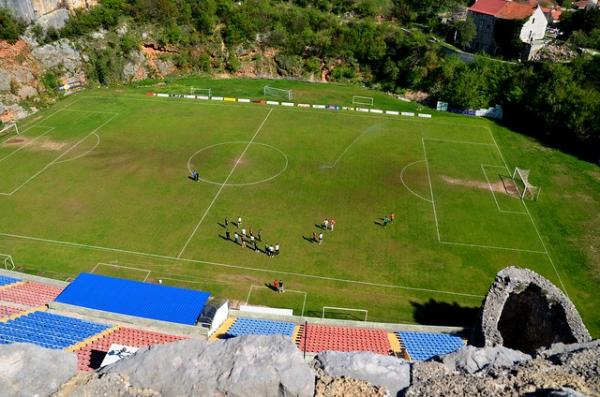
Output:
0 77 597 335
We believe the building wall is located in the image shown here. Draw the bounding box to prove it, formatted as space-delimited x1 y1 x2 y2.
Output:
469 11 498 53
519 7 547 43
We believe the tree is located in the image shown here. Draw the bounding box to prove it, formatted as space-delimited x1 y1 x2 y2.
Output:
455 17 476 49
0 8 25 43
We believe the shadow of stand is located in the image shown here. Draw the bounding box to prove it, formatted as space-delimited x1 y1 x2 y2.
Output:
410 299 481 333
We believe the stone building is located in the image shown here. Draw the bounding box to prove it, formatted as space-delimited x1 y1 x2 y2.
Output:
468 0 548 60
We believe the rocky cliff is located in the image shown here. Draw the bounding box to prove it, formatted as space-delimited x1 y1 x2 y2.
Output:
0 0 97 24
0 266 597 397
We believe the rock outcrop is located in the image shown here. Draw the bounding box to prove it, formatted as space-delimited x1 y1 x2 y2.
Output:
0 0 96 23
80 335 315 397
0 343 77 397
313 351 411 396
474 266 591 353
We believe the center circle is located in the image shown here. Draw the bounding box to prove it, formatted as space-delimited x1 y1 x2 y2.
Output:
187 141 288 186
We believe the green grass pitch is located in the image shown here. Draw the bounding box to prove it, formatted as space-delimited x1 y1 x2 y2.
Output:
0 77 598 335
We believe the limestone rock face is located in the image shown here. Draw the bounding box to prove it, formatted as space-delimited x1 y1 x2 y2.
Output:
0 343 77 397
474 266 591 353
313 351 411 396
439 345 531 374
32 39 83 74
94 335 315 397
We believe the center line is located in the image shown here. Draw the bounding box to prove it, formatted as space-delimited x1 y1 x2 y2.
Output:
177 109 273 258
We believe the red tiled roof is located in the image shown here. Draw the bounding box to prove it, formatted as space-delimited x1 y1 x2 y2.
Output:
469 0 537 19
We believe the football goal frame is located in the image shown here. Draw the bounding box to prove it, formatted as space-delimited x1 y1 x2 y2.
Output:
352 96 374 106
263 85 292 100
0 123 19 140
322 306 368 321
512 167 541 200
190 87 212 98
1 254 15 271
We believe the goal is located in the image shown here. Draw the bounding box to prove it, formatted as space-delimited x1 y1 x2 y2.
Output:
0 123 19 140
263 85 292 100
190 87 212 98
512 167 540 200
322 306 368 321
1 254 15 271
352 96 374 106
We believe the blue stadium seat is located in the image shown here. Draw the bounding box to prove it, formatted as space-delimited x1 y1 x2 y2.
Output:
396 331 464 361
0 275 20 287
224 317 295 339
0 311 110 350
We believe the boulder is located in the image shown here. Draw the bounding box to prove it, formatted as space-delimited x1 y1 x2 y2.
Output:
0 343 77 397
474 266 591 353
32 39 83 74
313 351 410 396
37 8 70 30
94 335 315 397
439 345 531 374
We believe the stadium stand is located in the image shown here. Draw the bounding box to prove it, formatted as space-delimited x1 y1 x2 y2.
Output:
0 281 63 307
0 305 24 319
0 275 20 287
222 317 296 339
298 324 391 355
396 331 464 360
0 311 110 350
74 327 187 371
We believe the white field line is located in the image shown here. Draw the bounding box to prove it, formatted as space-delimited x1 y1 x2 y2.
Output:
55 133 101 165
400 160 432 203
0 127 55 164
0 113 118 196
486 127 568 295
423 138 495 146
439 240 547 254
421 138 441 241
91 262 151 282
176 109 273 259
324 129 371 168
480 164 527 215
0 231 485 299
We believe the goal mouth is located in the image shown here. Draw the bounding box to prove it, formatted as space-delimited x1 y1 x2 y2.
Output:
0 123 19 141
352 96 374 107
263 85 293 101
512 167 541 200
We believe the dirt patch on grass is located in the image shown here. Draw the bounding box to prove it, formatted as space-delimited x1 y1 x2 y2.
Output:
442 175 519 197
2 136 67 151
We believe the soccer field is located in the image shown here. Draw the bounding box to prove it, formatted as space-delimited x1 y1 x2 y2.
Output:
0 78 598 335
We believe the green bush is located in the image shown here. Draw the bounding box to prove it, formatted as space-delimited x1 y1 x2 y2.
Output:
0 8 26 43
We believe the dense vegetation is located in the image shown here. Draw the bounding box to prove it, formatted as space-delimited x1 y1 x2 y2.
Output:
0 7 25 43
2 0 599 159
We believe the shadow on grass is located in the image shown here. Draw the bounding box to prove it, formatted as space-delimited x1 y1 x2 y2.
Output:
302 236 315 243
411 299 481 329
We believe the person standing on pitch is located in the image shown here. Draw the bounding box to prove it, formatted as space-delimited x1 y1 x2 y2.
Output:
279 280 285 293
233 232 239 245
273 279 279 292
237 216 242 228
224 217 229 227
319 232 323 244
330 218 336 231
257 230 262 241
312 231 317 243
241 228 247 238
323 219 329 230
390 213 396 223
275 243 280 256
225 229 230 240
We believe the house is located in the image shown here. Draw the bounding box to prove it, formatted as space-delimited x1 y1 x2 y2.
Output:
468 0 548 60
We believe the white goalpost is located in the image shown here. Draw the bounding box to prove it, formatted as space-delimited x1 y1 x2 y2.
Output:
512 167 541 200
322 306 368 321
1 254 16 271
190 87 212 98
352 96 374 106
263 85 292 100
0 123 19 139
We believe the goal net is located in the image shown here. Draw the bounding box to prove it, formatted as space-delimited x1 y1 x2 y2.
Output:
322 306 368 321
190 87 212 98
0 123 19 140
512 167 540 200
1 254 15 271
352 96 374 106
263 85 292 100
